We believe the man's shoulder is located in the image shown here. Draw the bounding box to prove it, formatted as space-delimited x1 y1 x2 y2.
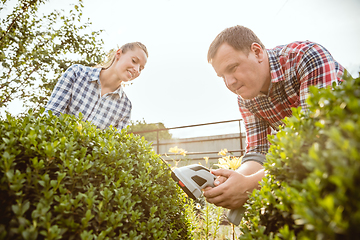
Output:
270 41 318 56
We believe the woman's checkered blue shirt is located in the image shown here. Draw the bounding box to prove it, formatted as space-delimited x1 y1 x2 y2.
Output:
45 64 132 131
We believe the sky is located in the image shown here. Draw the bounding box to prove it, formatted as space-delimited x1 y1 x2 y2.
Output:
3 0 360 138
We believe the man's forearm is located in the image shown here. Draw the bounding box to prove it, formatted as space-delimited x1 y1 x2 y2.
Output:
237 160 264 175
237 160 265 191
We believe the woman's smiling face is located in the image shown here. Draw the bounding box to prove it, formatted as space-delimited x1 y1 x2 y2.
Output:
114 47 148 82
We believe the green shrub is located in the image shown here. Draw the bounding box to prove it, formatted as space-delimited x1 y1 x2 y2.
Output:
240 74 360 239
0 111 192 240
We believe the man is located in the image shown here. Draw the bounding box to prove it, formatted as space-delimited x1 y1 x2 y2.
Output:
203 25 345 210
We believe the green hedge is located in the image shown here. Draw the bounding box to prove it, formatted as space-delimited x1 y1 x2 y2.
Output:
0 111 192 240
240 74 360 239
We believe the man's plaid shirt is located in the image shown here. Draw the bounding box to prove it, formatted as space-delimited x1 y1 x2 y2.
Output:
239 41 345 164
45 64 132 131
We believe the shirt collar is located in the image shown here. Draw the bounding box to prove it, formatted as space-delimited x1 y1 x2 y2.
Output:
267 49 285 84
89 67 102 82
114 85 124 96
239 49 284 101
247 49 283 99
89 68 124 97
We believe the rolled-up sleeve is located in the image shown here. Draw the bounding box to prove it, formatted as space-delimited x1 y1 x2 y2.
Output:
239 99 271 165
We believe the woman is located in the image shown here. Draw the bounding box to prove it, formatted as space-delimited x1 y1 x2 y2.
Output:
45 42 148 131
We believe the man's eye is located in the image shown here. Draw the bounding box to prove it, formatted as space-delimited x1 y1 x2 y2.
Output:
229 66 237 72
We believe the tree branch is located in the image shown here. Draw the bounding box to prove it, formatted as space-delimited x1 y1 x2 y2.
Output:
0 0 36 42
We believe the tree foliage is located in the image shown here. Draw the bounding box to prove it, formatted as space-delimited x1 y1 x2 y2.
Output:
128 119 173 142
0 0 104 112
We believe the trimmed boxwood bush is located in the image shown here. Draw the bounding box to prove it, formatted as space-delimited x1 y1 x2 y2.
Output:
0 111 192 240
240 74 360 239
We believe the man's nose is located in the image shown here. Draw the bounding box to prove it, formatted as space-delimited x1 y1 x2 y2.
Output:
224 75 236 87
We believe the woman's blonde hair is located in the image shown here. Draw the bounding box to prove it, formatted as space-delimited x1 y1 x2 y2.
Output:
95 42 148 69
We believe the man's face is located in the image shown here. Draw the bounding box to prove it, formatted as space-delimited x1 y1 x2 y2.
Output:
211 43 269 99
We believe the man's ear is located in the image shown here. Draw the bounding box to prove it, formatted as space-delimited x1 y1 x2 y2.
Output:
251 43 264 62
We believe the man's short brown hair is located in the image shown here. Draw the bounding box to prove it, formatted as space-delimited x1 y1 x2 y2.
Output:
207 25 265 63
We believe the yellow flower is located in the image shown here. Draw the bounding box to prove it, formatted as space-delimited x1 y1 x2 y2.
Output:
227 156 242 170
214 156 242 170
218 149 228 156
203 157 209 164
169 146 180 154
214 157 230 170
169 146 187 156
179 149 187 156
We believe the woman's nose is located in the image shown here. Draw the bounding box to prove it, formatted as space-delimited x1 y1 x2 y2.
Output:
134 64 140 74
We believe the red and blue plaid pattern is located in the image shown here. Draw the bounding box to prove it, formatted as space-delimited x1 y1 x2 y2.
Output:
45 64 132 131
239 41 345 163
